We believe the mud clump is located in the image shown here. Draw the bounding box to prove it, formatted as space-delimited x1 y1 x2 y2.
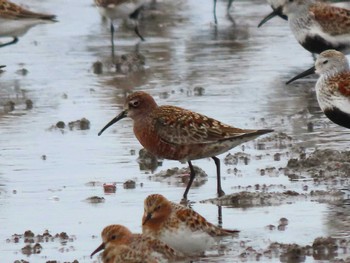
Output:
85 196 105 204
4 100 15 112
115 53 146 74
202 191 300 207
92 61 103 74
285 149 350 182
103 183 117 193
312 237 338 260
49 118 91 131
224 152 250 166
9 230 76 260
21 243 42 255
123 180 136 189
68 118 90 130
152 165 208 188
258 132 294 149
138 148 162 172
16 68 29 76
56 121 65 129
202 190 343 207
25 99 33 110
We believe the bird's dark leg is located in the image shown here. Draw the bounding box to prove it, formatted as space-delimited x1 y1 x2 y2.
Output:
183 161 196 200
134 22 145 42
213 0 218 25
217 205 223 228
0 37 18 48
227 0 235 11
212 156 225 197
130 6 145 41
110 22 115 59
226 0 236 25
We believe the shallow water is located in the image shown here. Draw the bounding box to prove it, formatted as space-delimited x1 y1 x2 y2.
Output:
1 0 350 262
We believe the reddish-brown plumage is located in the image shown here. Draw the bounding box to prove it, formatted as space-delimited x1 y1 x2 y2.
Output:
91 224 184 262
99 91 273 198
327 72 350 97
311 3 350 36
142 194 239 256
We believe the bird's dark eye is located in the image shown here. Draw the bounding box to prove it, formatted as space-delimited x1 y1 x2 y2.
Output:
130 100 140 107
323 60 328 65
111 235 117 240
155 205 161 211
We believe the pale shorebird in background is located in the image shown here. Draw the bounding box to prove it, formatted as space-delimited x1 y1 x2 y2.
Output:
258 0 350 54
98 91 273 200
142 194 239 256
0 0 56 48
287 50 350 129
90 224 184 262
94 0 146 57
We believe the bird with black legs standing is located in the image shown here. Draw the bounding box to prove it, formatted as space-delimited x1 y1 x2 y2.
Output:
94 0 146 58
98 91 273 200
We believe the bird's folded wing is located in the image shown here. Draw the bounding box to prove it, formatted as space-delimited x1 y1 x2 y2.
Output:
153 106 247 145
311 4 350 36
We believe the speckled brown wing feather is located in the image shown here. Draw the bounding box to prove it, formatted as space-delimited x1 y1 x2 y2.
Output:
0 0 55 20
328 72 350 97
152 105 250 145
310 3 350 36
172 203 238 237
140 235 184 259
102 245 158 263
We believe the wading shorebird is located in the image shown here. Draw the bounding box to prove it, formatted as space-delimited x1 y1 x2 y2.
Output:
94 0 145 57
98 91 273 200
142 194 239 256
0 0 56 48
257 0 350 54
91 224 184 262
287 49 350 129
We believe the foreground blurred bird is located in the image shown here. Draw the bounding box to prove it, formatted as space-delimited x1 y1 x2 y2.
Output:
98 91 273 200
94 0 145 57
142 194 239 256
90 224 184 262
0 0 56 48
258 0 350 54
287 49 350 129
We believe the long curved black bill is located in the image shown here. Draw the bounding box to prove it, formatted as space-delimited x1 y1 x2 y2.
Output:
98 110 128 136
286 66 316 85
258 7 286 28
90 242 105 258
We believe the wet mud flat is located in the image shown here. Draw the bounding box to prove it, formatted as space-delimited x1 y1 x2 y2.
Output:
1 0 350 262
7 131 350 263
